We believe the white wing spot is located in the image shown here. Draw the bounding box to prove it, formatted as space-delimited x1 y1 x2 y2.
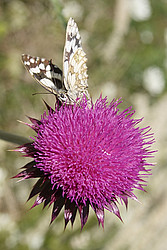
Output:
76 33 80 39
30 58 35 63
71 26 75 36
71 39 75 51
46 65 51 71
24 61 30 66
66 41 71 52
39 63 45 70
30 66 40 74
45 71 52 78
64 61 68 76
71 74 75 87
41 78 55 88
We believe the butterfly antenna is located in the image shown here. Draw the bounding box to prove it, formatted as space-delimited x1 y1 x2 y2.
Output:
32 92 52 96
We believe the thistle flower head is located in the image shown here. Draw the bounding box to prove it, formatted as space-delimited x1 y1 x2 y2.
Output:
14 96 155 229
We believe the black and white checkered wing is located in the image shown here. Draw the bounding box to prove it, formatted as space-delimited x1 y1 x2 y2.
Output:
63 18 90 101
21 54 63 94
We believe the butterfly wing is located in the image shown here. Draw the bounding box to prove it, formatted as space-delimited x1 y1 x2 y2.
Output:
21 54 64 94
63 18 90 101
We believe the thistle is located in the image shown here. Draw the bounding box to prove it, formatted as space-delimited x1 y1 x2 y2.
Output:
13 96 155 229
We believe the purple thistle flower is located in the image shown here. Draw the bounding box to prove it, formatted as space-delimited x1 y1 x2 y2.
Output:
13 96 155 229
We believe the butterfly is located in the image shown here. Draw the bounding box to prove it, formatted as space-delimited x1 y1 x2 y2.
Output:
21 18 90 105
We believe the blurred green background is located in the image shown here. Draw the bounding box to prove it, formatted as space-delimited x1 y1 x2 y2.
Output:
0 0 166 249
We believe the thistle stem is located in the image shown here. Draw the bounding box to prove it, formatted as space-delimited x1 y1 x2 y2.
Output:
0 130 31 145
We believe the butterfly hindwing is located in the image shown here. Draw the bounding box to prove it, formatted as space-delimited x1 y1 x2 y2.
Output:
21 54 63 94
68 48 89 99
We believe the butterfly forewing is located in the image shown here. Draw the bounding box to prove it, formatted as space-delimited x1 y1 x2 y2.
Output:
22 54 63 94
63 18 82 86
22 18 90 104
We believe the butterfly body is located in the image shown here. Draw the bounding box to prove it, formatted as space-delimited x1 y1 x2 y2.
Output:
22 18 90 105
